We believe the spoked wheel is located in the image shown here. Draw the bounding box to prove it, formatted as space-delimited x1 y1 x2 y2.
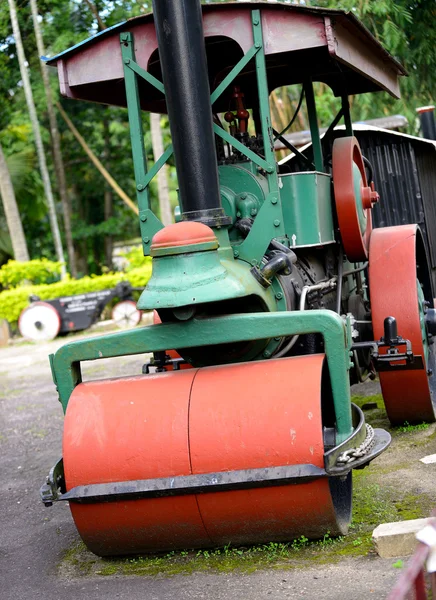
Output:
63 354 351 556
18 301 61 342
112 300 142 328
369 225 436 424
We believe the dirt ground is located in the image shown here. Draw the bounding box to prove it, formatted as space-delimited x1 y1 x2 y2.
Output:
1 329 435 600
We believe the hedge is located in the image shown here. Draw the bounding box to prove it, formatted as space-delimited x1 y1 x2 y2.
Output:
0 260 152 325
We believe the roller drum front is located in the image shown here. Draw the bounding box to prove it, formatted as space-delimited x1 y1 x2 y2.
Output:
63 355 351 556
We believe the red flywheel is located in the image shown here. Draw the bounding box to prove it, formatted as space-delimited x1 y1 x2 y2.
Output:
332 136 379 262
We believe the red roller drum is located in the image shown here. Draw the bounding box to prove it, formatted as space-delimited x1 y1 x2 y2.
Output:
63 355 351 556
369 225 436 424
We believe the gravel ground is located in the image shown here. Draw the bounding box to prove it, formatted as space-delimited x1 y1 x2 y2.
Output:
0 331 428 600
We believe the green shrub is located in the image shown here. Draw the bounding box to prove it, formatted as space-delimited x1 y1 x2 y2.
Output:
0 259 152 325
0 258 63 288
122 246 150 271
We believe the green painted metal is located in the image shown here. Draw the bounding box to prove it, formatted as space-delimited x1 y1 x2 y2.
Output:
251 10 279 195
121 32 163 254
352 163 367 233
136 250 278 311
126 58 166 95
142 144 173 190
210 45 259 105
303 80 324 172
219 164 268 238
237 191 286 264
213 124 272 172
341 95 354 137
50 310 353 441
281 173 335 247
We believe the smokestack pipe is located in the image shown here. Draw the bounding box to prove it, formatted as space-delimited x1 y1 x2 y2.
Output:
152 0 230 226
417 106 436 141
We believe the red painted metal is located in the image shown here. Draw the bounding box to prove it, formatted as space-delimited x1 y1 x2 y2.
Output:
63 354 344 556
369 225 436 424
387 517 436 600
49 3 404 110
332 136 376 262
150 222 217 251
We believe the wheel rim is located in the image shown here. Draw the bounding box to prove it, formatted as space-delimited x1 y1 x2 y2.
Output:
18 302 61 342
63 355 351 556
333 136 376 262
112 300 141 328
369 225 436 424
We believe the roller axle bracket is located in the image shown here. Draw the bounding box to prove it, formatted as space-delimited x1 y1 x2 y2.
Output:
142 352 187 374
352 316 425 372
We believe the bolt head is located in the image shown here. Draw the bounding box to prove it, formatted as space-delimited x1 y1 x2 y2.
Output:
275 292 283 300
263 350 271 358
143 237 150 244
140 214 147 222
233 249 239 258
273 219 280 227
270 196 278 205
251 208 257 216
124 58 130 65
137 184 144 191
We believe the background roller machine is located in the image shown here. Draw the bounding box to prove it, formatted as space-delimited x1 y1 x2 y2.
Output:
41 1 436 556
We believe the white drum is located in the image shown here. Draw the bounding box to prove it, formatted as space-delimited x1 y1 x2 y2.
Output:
18 302 61 342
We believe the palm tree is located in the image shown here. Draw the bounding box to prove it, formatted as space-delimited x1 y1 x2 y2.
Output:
0 141 29 261
30 0 77 277
7 0 66 277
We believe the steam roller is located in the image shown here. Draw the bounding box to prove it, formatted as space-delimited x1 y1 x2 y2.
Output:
41 0 436 556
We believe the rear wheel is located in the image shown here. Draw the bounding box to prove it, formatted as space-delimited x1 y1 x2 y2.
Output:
18 302 61 342
63 355 351 556
112 300 142 328
369 225 436 424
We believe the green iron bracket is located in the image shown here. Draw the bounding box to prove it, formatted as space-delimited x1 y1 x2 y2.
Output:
50 310 353 443
121 32 164 254
120 9 285 266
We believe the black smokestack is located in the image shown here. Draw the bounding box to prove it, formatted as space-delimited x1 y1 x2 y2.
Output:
152 0 230 226
417 106 436 141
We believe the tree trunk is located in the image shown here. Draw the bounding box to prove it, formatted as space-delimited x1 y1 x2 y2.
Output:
29 0 77 278
103 117 113 269
0 142 30 261
8 0 66 277
150 113 173 226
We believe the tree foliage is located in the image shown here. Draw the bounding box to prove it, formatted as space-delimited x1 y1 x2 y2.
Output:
0 0 434 273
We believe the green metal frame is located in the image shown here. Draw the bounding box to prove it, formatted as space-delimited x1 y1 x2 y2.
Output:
120 9 285 263
50 310 353 443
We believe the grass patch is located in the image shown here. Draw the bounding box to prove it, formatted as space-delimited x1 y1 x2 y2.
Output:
60 472 432 579
396 421 429 433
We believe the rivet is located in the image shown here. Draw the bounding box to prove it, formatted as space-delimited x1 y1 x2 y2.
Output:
266 166 275 173
233 249 239 258
263 350 271 358
143 237 150 244
251 259 257 266
270 196 278 205
251 208 257 216
255 42 261 49
121 33 128 42
137 184 144 191
253 18 259 25
124 58 130 65
274 337 281 342
240 192 247 200
140 214 147 222
273 219 280 227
